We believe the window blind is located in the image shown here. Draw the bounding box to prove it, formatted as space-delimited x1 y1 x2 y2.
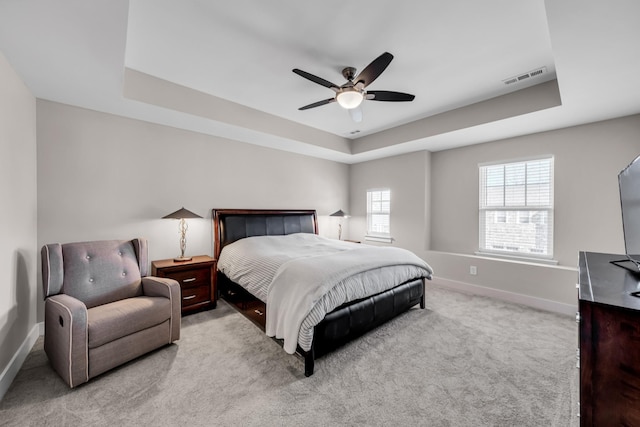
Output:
367 188 391 237
479 157 554 258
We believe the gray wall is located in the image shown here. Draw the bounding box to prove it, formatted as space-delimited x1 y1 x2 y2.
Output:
36 100 349 319
0 53 38 387
348 151 430 256
348 115 640 310
430 116 640 266
428 116 640 308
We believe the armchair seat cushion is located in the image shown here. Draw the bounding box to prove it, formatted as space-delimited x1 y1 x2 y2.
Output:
88 296 171 349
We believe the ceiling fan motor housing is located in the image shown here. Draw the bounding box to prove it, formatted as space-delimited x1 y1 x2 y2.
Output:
342 66 357 81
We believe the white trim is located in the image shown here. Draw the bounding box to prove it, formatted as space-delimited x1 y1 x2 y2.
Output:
364 235 393 243
428 276 577 316
474 251 559 265
478 153 555 168
0 322 41 402
428 250 576 271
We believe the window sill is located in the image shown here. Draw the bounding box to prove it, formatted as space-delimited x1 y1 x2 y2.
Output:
474 251 559 266
365 235 393 244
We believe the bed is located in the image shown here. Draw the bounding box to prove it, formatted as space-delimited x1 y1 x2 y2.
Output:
212 209 433 376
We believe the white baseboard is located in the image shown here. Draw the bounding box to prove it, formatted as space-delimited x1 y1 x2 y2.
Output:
429 277 577 316
0 322 42 402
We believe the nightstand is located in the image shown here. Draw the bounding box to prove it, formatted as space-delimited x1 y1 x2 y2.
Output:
151 255 216 315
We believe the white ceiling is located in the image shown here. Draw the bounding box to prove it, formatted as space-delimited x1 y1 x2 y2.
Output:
1 0 639 164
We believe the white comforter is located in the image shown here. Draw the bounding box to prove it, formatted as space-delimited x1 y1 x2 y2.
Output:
217 233 433 353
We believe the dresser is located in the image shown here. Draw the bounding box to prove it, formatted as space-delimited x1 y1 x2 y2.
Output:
151 255 216 315
578 251 640 425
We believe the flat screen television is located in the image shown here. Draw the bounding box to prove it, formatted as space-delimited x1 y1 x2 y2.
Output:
614 154 640 272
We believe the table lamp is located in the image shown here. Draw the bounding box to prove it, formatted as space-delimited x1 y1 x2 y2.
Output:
162 207 202 261
330 209 349 240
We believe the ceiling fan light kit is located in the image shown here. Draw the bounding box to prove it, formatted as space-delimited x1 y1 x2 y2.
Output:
293 52 415 121
336 89 364 109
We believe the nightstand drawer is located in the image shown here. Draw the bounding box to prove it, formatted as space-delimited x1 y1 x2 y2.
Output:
163 267 210 288
181 285 210 307
151 255 217 315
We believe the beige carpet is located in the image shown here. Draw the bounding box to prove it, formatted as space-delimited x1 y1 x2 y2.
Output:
0 285 578 426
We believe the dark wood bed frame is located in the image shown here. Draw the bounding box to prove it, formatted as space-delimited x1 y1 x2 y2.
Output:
212 208 428 376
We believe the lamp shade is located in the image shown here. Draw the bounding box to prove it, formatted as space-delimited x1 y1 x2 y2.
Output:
330 209 348 218
162 207 202 219
336 90 363 109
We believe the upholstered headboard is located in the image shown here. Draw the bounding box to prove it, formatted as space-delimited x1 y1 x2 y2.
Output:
212 209 318 259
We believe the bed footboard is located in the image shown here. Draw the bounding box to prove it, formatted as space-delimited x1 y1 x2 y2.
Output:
302 277 426 376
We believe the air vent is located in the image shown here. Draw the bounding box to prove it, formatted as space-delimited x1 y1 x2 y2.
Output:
503 66 547 85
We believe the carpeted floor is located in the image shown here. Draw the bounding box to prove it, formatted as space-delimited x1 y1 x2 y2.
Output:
0 285 578 426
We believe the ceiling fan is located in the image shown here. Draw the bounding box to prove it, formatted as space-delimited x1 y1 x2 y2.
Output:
293 52 415 122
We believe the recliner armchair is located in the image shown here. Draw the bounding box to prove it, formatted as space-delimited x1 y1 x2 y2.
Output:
41 238 181 387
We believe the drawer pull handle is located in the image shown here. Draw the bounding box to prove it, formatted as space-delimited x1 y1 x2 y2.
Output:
183 295 197 300
255 309 264 316
183 278 196 283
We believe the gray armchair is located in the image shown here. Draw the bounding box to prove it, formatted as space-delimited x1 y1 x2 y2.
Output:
41 238 180 387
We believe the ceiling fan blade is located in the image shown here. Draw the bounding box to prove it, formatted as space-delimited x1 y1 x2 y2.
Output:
354 52 394 88
293 69 340 91
349 105 363 123
299 98 336 110
367 90 415 102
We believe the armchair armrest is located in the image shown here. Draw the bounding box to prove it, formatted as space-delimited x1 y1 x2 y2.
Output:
44 294 88 388
142 276 181 341
142 276 179 298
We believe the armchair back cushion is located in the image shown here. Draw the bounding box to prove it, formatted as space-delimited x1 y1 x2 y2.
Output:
42 239 148 309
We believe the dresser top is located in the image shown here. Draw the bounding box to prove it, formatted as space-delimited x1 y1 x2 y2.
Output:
579 251 640 310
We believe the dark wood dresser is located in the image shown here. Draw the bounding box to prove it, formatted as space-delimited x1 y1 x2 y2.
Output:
151 255 216 315
578 251 640 425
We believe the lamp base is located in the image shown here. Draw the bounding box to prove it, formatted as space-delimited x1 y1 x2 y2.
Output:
173 256 193 262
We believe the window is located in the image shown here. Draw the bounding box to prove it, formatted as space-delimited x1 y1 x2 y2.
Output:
366 188 391 242
479 157 554 259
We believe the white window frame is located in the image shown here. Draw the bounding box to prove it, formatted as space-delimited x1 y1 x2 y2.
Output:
365 188 392 243
478 156 555 263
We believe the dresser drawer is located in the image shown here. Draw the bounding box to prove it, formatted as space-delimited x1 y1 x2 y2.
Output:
181 284 210 307
163 267 210 288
